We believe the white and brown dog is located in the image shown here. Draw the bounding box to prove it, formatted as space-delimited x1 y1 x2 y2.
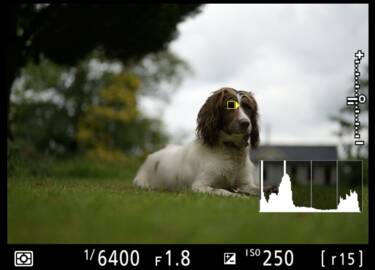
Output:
133 87 263 197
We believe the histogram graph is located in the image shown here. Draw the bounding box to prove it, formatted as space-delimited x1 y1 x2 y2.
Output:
259 160 362 213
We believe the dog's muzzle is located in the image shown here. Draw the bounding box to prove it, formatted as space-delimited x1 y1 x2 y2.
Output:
220 131 250 149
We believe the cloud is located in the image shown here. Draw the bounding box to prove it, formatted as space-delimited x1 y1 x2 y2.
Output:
144 4 369 145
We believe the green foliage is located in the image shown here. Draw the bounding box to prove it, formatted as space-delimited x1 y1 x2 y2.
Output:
7 139 56 178
77 72 168 161
7 140 141 180
11 56 171 159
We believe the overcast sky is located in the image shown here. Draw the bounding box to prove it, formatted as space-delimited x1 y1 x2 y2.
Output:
140 4 369 146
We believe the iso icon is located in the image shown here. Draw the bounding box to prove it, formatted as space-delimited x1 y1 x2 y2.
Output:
14 251 33 267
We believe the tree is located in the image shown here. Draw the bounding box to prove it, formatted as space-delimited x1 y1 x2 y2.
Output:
11 51 187 156
76 72 168 161
7 4 201 138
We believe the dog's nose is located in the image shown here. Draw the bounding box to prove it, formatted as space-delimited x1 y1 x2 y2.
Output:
239 119 250 131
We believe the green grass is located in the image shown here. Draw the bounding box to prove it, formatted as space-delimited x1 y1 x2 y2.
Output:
8 157 368 244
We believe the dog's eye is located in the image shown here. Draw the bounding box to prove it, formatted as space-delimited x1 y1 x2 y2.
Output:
226 100 239 110
241 102 252 111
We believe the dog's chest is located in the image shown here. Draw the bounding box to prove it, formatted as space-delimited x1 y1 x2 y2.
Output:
211 154 247 188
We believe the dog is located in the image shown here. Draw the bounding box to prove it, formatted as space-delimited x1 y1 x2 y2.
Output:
133 87 263 197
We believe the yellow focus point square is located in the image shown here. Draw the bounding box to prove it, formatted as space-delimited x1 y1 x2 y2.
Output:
226 100 239 110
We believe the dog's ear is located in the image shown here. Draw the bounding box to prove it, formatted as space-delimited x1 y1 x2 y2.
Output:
196 90 225 146
244 91 260 149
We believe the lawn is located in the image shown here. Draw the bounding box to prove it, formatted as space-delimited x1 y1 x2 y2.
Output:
7 157 368 244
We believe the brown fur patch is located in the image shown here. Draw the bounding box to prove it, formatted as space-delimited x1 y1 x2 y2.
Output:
239 90 260 148
196 88 226 146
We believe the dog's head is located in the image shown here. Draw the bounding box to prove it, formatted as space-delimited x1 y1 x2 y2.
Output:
196 87 259 149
